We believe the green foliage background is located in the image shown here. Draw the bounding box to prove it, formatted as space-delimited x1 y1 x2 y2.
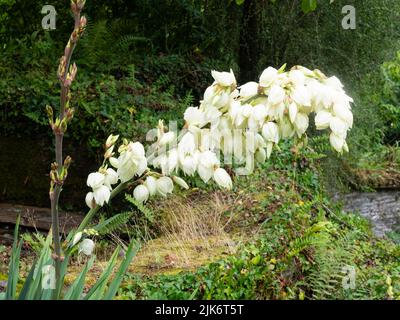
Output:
0 0 400 202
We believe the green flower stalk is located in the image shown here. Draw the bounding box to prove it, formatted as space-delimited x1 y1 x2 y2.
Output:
48 0 86 292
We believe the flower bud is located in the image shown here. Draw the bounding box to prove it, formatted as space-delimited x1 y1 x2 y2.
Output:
104 145 115 159
106 134 119 148
172 176 189 190
72 232 82 246
46 105 54 124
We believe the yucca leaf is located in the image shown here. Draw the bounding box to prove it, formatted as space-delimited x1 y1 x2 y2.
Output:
64 256 95 300
83 247 119 300
5 215 22 300
18 259 38 300
103 241 140 300
26 233 52 300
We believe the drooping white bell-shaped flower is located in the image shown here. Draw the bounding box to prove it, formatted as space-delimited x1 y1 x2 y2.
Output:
179 154 198 176
159 131 176 146
255 148 267 164
288 69 305 86
294 113 309 136
103 168 119 190
178 132 196 155
267 85 286 106
329 132 345 153
315 110 333 130
259 67 278 88
184 107 206 127
197 150 219 183
109 157 119 168
93 185 111 206
87 172 105 189
279 116 296 139
133 184 149 203
212 91 230 109
291 85 311 107
144 176 157 196
211 69 236 87
333 103 353 128
85 192 95 209
79 239 95 256
262 122 280 144
252 104 268 123
239 82 259 100
117 142 147 182
156 176 174 197
213 168 232 190
329 117 348 137
288 103 298 124
203 85 216 103
325 76 344 91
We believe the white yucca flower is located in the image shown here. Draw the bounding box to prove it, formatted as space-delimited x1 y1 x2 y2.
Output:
239 82 259 100
79 239 95 256
330 117 348 137
291 85 311 107
267 85 286 106
330 132 345 153
86 65 354 209
156 176 174 197
104 168 118 190
294 113 309 136
133 184 149 203
159 131 176 146
213 168 232 190
262 122 280 144
87 172 105 189
93 185 111 206
184 107 206 127
85 192 95 209
211 69 236 87
144 176 157 196
315 110 333 130
117 142 147 182
259 67 278 88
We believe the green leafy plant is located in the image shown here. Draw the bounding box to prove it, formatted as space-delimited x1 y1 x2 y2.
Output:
1 218 139 300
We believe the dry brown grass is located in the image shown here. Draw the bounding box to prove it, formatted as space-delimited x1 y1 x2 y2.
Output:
126 191 241 274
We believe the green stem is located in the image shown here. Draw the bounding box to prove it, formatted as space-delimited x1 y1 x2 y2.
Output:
75 182 129 233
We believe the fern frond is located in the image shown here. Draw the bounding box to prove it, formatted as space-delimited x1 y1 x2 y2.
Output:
125 194 154 222
94 212 133 235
